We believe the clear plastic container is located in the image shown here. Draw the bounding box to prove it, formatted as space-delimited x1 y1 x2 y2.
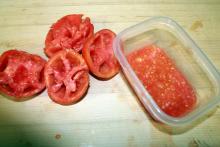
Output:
113 17 220 126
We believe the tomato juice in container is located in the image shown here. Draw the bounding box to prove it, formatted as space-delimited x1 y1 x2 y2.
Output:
113 17 220 126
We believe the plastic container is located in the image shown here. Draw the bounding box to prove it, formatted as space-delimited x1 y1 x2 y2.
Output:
113 17 220 126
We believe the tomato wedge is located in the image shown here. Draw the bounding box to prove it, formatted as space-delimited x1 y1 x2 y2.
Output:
0 50 46 100
45 14 94 57
44 49 89 105
82 29 120 79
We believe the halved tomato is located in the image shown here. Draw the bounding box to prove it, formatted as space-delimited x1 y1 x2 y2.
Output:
0 50 46 100
82 29 120 79
44 49 89 105
44 14 94 57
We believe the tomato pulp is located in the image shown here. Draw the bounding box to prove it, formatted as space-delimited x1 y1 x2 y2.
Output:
127 45 196 117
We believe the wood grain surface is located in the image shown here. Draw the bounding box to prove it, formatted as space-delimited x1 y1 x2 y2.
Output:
0 0 220 146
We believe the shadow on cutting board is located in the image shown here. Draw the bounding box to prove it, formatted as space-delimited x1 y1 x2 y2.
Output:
119 72 217 135
0 96 64 147
150 108 217 135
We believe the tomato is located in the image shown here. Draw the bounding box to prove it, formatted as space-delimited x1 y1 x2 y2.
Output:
82 29 120 79
44 49 89 105
127 45 196 117
45 14 94 57
0 50 46 100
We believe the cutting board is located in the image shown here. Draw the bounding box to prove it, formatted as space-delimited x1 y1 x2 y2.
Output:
0 0 220 146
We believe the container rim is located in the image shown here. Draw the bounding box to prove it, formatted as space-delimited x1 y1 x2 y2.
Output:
113 16 220 126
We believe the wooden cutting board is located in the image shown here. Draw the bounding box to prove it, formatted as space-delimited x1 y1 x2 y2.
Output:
0 0 220 146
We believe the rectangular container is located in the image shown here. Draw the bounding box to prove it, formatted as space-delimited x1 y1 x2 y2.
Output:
113 17 220 126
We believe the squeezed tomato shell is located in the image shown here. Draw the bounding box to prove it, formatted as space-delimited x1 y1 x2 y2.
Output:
44 49 89 105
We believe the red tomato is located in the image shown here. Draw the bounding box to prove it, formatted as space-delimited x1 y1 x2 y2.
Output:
45 14 94 57
127 45 196 117
82 29 120 79
44 49 89 105
0 50 46 100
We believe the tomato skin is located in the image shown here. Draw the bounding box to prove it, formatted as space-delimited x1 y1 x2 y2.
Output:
44 49 89 105
45 14 94 57
127 45 196 117
82 29 120 79
0 50 46 100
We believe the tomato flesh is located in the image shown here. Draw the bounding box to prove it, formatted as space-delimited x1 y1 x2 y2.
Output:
45 49 89 105
127 45 196 117
0 50 46 100
45 14 94 57
82 29 120 79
